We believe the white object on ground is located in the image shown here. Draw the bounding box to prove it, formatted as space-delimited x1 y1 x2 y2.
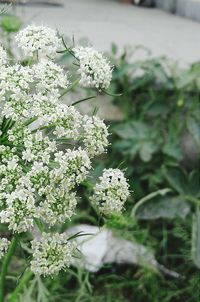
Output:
66 224 180 278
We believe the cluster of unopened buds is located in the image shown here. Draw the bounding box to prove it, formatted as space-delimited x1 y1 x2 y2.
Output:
0 25 130 277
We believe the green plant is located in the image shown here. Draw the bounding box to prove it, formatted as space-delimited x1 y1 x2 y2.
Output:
0 13 199 302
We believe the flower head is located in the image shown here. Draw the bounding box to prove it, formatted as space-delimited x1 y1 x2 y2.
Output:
2 92 32 121
73 46 112 90
0 64 33 99
15 25 61 58
82 115 109 157
39 190 77 226
49 104 81 139
92 168 130 215
33 59 69 93
30 233 76 276
22 131 56 164
52 148 91 190
0 183 37 233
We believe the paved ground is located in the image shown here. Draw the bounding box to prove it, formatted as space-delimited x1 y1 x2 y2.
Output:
12 0 200 65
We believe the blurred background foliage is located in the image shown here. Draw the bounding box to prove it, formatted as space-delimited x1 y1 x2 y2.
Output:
0 13 200 302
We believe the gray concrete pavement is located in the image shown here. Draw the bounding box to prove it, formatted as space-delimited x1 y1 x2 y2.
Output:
12 0 200 65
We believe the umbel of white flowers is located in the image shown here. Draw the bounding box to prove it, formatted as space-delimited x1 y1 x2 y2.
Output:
0 25 130 276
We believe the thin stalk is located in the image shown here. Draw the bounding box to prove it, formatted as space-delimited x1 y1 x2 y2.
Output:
59 78 80 98
131 188 171 218
0 236 18 302
102 89 122 97
7 269 33 302
71 95 96 106
183 195 200 206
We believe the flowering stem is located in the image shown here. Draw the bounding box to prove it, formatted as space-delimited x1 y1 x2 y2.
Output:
7 269 33 302
0 236 18 302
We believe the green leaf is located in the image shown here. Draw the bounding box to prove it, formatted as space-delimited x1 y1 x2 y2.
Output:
139 141 157 162
135 196 190 220
188 170 200 198
162 143 183 160
192 207 200 268
114 123 136 139
163 165 189 195
113 121 159 162
0 15 21 33
146 102 170 117
187 117 200 149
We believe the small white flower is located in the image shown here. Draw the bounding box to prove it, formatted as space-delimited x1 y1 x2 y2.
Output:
30 93 58 125
30 233 76 276
52 148 91 190
0 238 10 259
92 168 130 215
15 25 61 58
0 64 33 99
33 59 69 93
73 46 112 90
2 92 32 121
22 131 57 164
7 122 31 146
82 115 109 157
39 189 77 226
0 185 37 233
28 162 50 195
49 104 82 139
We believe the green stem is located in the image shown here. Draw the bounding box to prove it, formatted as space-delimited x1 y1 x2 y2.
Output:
59 78 79 98
71 95 96 106
183 195 200 206
131 188 171 218
0 236 18 302
7 269 33 302
34 218 44 232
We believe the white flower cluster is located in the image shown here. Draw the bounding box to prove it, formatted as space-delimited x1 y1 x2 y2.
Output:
33 59 68 93
82 115 109 156
47 104 82 139
0 46 7 66
73 46 112 90
53 148 91 190
92 169 130 215
15 24 61 58
0 65 33 102
0 24 130 276
0 237 10 259
0 182 37 233
30 233 76 276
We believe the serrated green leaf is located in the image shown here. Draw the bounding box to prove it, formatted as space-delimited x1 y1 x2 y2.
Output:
113 121 159 162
